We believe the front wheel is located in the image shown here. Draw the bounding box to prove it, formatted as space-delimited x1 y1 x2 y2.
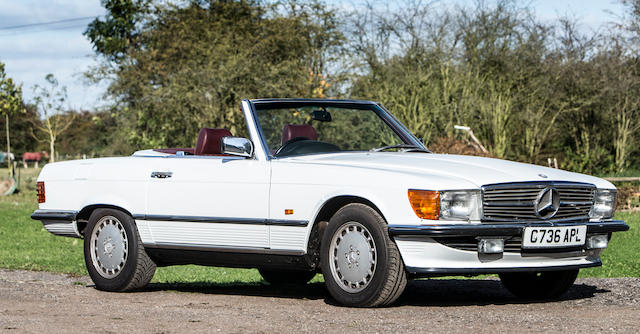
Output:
320 203 407 307
499 269 579 300
84 208 156 291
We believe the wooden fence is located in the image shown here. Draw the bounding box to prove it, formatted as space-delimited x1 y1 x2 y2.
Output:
604 177 640 182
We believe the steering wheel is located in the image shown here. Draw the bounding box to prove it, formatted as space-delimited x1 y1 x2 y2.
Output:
274 137 310 156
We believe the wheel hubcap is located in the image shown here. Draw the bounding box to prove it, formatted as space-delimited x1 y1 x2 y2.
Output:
90 216 128 279
329 222 377 293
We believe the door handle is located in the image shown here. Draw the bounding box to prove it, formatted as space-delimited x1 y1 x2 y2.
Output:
151 171 172 179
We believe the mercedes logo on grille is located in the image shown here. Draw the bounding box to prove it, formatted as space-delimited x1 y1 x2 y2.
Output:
534 187 560 219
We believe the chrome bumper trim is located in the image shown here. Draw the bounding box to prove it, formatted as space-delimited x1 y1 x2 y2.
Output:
388 220 628 237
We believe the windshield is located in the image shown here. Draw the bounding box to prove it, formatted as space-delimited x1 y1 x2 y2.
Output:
253 102 422 157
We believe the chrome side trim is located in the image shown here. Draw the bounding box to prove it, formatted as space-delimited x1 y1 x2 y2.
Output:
143 242 305 255
132 214 308 227
266 219 310 226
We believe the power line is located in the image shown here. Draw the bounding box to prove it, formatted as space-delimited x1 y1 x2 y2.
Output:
0 16 98 31
0 24 91 37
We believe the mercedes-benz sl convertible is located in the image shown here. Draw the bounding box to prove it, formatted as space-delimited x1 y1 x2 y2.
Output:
31 99 628 307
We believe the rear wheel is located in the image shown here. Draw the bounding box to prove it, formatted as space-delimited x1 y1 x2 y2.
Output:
258 268 316 285
499 269 579 299
84 208 156 291
320 203 407 307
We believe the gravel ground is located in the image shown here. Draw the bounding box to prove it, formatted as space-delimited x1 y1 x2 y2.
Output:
1 269 639 333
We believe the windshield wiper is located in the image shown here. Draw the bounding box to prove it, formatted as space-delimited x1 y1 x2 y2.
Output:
370 144 430 153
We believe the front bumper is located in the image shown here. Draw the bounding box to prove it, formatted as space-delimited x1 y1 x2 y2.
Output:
388 220 629 237
388 220 628 276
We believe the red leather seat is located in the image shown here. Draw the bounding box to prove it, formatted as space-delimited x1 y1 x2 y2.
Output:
195 128 232 155
281 124 318 145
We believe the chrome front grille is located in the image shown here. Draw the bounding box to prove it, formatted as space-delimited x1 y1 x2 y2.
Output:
482 182 595 222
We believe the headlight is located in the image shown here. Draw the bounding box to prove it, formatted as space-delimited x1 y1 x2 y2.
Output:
408 189 482 221
589 189 617 219
440 190 482 221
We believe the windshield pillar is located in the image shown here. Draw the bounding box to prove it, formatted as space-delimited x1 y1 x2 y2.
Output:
242 99 270 161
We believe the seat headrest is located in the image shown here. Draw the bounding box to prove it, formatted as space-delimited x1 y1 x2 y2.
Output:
195 128 232 155
281 124 318 145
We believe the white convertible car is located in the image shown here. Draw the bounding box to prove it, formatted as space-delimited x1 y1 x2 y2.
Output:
31 99 628 307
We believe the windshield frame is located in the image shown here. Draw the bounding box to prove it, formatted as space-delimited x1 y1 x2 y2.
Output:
247 98 428 160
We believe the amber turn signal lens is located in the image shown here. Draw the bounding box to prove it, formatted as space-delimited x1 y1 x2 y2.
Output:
36 181 45 203
408 190 439 220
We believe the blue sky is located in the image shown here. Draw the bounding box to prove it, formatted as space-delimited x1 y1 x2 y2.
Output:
0 0 627 110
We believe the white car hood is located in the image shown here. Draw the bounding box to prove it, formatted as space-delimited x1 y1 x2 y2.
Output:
283 152 614 189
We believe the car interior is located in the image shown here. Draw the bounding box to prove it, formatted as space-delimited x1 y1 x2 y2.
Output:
152 128 232 156
152 124 340 158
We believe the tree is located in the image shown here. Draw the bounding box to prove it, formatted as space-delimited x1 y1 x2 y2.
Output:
80 0 640 175
609 0 640 172
55 109 130 157
84 0 151 63
88 0 344 148
0 104 41 156
277 0 347 97
0 61 24 171
32 74 74 163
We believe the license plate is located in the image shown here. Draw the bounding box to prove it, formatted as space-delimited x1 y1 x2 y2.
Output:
522 226 587 249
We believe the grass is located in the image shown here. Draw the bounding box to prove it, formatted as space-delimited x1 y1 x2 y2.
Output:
579 211 640 278
0 167 638 283
597 168 640 178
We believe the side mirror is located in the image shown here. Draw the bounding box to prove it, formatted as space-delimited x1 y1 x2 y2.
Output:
221 136 253 158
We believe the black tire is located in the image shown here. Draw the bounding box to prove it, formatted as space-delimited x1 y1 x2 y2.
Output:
84 208 156 291
258 268 317 285
320 203 407 307
499 269 579 300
